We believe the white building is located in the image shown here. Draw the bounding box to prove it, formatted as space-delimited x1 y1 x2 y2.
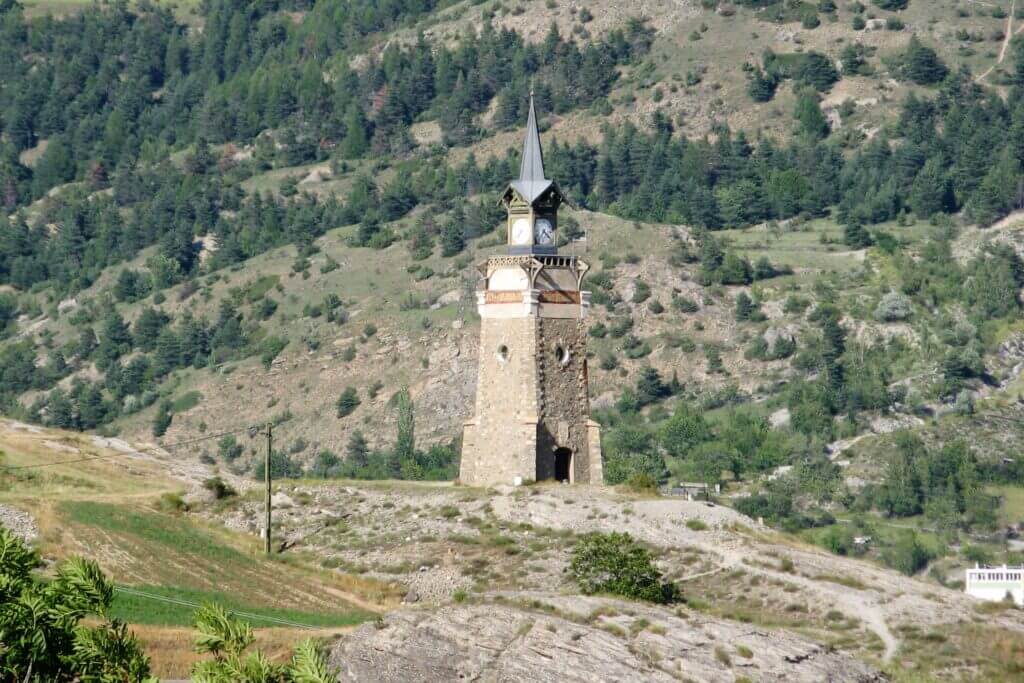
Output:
965 564 1024 606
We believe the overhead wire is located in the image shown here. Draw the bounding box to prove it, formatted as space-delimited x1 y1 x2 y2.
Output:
0 424 263 472
113 586 317 630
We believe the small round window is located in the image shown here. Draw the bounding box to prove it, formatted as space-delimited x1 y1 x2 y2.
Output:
555 345 570 366
497 345 510 363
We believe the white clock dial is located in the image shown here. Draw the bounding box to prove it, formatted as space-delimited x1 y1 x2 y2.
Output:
535 218 554 245
511 217 532 245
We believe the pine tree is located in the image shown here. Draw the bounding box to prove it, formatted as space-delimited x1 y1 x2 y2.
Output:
152 400 172 437
843 220 873 248
909 157 950 218
336 387 360 418
901 36 949 85
346 430 370 468
133 307 169 351
635 366 669 406
734 292 754 321
154 327 182 376
440 206 466 257
794 89 830 140
47 388 76 429
747 67 778 102
394 388 415 464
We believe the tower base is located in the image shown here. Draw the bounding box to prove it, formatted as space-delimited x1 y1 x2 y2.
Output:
460 418 602 487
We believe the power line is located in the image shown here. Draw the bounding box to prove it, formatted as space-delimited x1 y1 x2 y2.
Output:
113 586 317 630
0 425 259 472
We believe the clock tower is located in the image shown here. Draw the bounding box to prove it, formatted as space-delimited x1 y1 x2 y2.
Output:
460 95 603 487
504 95 562 255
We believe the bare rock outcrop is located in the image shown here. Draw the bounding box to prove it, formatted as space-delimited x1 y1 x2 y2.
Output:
0 504 39 543
329 596 884 682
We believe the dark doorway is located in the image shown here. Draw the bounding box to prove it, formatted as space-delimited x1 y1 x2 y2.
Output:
554 448 573 482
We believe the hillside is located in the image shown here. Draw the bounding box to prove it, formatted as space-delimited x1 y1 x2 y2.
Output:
5 423 1024 679
0 418 392 677
6 0 1024 678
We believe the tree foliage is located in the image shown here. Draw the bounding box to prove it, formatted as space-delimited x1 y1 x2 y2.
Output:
0 527 155 681
568 532 678 603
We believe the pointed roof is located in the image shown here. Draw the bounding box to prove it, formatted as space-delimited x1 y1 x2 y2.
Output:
508 93 556 205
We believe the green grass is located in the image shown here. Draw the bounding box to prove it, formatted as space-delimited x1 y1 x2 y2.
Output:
22 0 202 22
244 275 281 303
111 584 373 628
992 485 1024 526
171 390 203 413
62 500 246 566
57 499 391 622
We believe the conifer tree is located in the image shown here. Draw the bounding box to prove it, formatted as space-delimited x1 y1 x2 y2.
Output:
843 220 873 249
152 400 172 437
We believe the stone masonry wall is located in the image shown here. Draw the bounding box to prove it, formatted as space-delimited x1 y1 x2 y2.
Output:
536 317 594 482
460 315 539 485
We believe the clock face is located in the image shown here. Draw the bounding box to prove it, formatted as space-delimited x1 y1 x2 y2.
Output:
511 217 532 245
535 218 554 245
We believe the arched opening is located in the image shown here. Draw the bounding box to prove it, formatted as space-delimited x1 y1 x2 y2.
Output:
497 344 509 363
554 447 573 482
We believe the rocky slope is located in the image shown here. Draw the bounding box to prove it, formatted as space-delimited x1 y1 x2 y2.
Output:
330 596 884 683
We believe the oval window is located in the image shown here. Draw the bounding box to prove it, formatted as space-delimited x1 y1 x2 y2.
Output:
497 345 510 363
555 345 570 366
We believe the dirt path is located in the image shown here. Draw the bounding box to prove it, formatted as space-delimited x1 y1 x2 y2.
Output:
977 0 1016 83
689 532 901 661
489 488 906 663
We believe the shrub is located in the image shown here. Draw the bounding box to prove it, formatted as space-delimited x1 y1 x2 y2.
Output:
874 291 913 322
158 492 188 512
881 532 933 575
673 295 699 313
632 280 651 303
602 426 667 485
203 476 237 500
626 472 659 492
569 532 678 603
336 387 360 417
260 335 288 369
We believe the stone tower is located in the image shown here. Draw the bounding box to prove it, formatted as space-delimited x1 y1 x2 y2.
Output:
460 96 603 486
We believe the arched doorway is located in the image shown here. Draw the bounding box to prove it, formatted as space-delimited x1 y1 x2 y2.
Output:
554 447 573 482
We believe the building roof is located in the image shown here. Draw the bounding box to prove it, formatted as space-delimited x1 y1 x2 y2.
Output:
504 93 564 207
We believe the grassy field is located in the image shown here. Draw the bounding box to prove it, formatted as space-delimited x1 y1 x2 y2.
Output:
21 0 203 22
0 419 388 677
110 584 371 628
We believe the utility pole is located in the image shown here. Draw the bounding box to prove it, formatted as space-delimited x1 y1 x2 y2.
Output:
264 422 272 555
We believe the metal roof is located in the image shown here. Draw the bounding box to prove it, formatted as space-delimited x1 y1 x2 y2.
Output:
504 93 563 206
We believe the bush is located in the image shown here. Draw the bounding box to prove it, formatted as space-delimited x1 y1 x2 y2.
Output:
203 476 237 500
626 472 659 492
336 387 360 417
602 426 667 485
881 532 933 575
874 291 913 322
158 491 188 512
569 532 678 603
259 336 288 369
673 295 699 313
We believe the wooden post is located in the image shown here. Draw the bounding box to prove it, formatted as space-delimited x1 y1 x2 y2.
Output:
264 422 272 555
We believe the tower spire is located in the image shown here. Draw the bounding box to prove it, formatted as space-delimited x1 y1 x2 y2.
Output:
519 92 547 184
512 92 552 204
